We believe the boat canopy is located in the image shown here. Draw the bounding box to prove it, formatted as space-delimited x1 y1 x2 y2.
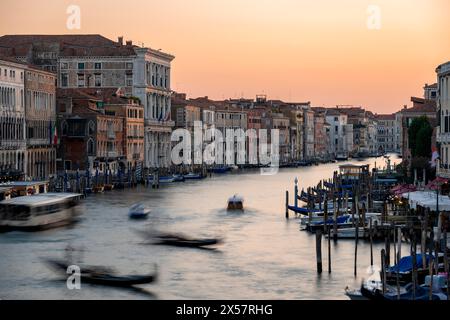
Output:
387 254 434 273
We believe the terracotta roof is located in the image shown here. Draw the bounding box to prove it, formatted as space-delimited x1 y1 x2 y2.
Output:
375 114 396 120
405 97 437 113
0 34 136 57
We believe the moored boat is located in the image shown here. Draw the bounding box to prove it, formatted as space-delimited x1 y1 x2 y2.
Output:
183 172 204 180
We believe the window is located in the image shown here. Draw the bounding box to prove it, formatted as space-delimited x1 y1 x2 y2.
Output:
126 62 133 70
94 74 102 87
126 74 133 86
78 62 85 70
94 63 102 70
87 139 95 156
61 73 68 87
88 121 95 136
60 63 68 70
77 74 85 87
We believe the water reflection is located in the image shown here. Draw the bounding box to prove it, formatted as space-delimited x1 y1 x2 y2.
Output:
0 156 402 300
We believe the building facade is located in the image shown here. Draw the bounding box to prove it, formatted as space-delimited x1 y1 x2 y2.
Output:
0 34 175 171
24 66 57 179
375 114 397 154
0 59 26 177
436 61 450 178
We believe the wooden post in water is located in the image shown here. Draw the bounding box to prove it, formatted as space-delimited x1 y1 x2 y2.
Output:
411 232 417 300
294 177 298 209
316 230 323 274
354 223 359 277
381 249 387 295
397 226 402 263
369 218 373 267
328 225 332 273
285 190 289 219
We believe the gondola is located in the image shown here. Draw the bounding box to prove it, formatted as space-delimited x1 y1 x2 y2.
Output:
155 237 221 248
44 258 157 287
139 230 222 249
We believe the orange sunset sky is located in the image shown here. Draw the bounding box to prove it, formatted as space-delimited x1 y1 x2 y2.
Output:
1 0 449 113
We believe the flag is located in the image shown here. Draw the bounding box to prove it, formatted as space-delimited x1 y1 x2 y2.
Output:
53 125 58 145
48 122 53 145
164 110 171 121
430 147 439 168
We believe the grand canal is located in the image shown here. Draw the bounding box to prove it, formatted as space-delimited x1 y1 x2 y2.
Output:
0 155 402 300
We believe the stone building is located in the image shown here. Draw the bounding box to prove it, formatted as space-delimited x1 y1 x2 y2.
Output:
375 114 397 154
0 58 26 177
400 97 437 164
103 92 145 171
57 89 125 173
436 61 450 178
313 109 329 160
0 34 175 171
24 65 57 179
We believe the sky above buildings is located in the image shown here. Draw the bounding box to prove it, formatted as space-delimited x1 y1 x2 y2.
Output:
1 0 449 113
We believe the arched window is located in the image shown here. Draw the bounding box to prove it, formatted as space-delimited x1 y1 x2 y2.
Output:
87 138 95 156
62 121 68 136
87 121 95 136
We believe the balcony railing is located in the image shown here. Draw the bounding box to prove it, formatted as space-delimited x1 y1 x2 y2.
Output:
437 132 450 143
0 140 26 149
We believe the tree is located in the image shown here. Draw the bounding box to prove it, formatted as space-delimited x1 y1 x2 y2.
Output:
408 116 432 158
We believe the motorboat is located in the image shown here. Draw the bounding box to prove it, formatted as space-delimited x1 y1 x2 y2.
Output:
183 173 204 180
147 175 175 184
0 193 83 231
172 174 185 182
129 203 151 219
210 166 232 174
227 195 244 210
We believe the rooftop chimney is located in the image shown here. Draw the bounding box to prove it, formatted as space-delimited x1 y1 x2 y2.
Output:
126 40 133 46
118 36 123 46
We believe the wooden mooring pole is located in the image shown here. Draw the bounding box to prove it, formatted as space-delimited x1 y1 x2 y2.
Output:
316 230 323 274
285 190 289 219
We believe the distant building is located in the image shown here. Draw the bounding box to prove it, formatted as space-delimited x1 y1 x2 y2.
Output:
375 114 397 154
400 97 437 164
325 109 351 158
313 110 329 160
424 83 438 101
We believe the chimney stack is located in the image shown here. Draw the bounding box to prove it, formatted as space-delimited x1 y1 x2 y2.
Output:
126 40 133 46
118 36 123 46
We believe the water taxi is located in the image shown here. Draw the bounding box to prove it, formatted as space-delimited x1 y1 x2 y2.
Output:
0 193 83 231
129 203 151 219
227 195 244 210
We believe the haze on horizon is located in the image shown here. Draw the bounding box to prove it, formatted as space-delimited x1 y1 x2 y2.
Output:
1 0 449 114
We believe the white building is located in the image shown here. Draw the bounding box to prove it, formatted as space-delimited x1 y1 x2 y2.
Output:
0 59 26 175
325 110 352 158
133 47 175 169
436 61 450 178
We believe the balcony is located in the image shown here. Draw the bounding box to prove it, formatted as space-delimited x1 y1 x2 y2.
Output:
0 140 26 150
107 131 116 139
107 151 118 158
437 132 450 143
132 153 141 160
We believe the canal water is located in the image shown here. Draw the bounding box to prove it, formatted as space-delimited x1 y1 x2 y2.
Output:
0 155 403 300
